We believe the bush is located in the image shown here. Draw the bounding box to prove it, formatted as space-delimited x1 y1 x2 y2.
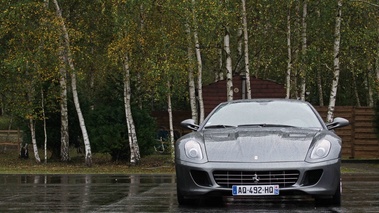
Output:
87 105 156 162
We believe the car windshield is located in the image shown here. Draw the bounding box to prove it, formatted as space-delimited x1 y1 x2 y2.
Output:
204 101 323 129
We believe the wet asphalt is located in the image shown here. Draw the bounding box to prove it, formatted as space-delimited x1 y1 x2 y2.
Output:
0 162 378 212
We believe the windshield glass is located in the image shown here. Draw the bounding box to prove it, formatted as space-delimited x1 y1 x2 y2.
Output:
204 101 323 129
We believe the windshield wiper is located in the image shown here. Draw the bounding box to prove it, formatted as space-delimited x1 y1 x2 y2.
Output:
204 124 236 129
238 124 297 128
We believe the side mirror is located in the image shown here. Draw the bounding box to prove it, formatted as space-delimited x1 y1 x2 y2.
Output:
326 117 349 130
180 119 199 131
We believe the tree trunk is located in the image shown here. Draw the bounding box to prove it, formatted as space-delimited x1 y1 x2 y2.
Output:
286 4 292 99
167 80 175 162
241 0 251 99
366 66 374 107
41 89 48 163
217 44 224 81
29 118 41 163
237 27 243 75
53 0 92 166
327 0 342 122
185 22 198 123
191 0 204 123
300 0 307 101
25 63 41 163
58 41 70 162
225 27 233 101
123 54 140 165
352 72 361 107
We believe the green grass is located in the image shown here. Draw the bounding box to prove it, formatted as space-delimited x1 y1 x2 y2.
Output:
0 149 175 174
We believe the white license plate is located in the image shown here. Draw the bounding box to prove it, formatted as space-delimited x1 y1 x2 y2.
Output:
232 185 279 196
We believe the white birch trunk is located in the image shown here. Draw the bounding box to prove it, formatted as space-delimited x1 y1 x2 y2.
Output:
58 43 69 162
300 0 307 101
237 27 243 74
53 0 92 166
327 0 342 122
25 64 41 163
71 72 92 166
366 67 374 107
41 89 48 163
241 0 251 99
29 118 41 163
123 54 140 165
352 74 361 107
167 80 175 162
185 22 198 123
218 46 224 81
225 27 233 101
286 6 292 99
191 0 204 123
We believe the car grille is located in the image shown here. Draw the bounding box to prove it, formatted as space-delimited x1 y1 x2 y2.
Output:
213 170 300 188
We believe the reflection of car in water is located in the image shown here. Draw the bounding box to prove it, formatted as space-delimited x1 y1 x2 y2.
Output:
175 99 349 206
155 128 181 153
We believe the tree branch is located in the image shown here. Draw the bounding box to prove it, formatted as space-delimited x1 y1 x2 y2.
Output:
351 0 379 7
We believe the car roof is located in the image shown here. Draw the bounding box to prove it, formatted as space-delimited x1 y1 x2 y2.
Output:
218 98 309 105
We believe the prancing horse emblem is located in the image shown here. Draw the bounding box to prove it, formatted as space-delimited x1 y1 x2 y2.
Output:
252 173 260 183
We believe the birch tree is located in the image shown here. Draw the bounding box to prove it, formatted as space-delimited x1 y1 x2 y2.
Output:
191 0 205 123
123 54 140 165
286 3 292 99
58 34 70 162
225 26 234 101
185 22 198 123
167 80 175 161
241 0 251 99
300 0 308 101
53 0 92 166
26 67 41 163
327 0 342 122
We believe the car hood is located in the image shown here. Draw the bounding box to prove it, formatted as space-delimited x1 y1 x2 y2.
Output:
202 128 320 163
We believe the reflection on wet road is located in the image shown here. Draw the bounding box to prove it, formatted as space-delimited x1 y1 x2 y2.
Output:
0 173 378 212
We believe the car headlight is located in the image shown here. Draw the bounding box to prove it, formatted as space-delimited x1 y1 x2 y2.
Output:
184 141 203 160
310 139 331 159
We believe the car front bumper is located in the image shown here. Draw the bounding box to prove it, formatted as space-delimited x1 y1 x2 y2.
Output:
175 159 341 198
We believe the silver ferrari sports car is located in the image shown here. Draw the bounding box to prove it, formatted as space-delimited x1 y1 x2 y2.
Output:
175 99 349 205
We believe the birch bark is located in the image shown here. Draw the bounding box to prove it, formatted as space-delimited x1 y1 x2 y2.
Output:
225 27 233 101
286 5 292 99
167 80 174 162
25 66 41 163
41 89 48 163
29 118 41 163
241 0 251 99
217 45 224 81
191 0 204 123
300 0 307 101
123 54 140 165
58 42 69 162
185 22 198 123
327 0 342 122
53 0 92 166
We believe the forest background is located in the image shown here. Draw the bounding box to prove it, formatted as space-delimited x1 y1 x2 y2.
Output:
1 0 379 166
